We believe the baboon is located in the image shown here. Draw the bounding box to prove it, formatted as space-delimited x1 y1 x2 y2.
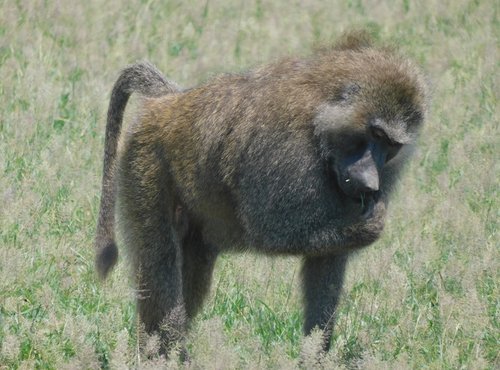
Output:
95 31 428 355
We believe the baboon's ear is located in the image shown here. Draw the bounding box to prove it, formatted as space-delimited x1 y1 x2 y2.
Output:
334 30 373 51
338 82 361 103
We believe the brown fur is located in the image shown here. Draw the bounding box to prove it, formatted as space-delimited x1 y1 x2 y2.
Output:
95 32 428 355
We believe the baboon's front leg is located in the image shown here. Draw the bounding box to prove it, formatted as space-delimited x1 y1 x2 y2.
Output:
302 253 348 351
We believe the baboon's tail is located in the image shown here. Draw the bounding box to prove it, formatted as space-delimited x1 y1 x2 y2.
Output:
95 61 180 279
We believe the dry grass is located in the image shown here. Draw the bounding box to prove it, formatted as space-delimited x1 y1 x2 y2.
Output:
1 0 498 368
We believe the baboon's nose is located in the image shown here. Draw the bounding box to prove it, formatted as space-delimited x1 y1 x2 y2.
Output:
357 170 379 193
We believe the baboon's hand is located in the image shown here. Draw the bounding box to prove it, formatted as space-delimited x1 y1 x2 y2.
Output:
360 197 386 245
344 196 386 248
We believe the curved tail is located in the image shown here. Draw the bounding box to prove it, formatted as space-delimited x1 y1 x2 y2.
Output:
95 61 180 279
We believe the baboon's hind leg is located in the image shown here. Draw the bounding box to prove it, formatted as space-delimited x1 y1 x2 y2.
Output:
182 226 218 320
119 162 187 355
134 224 186 354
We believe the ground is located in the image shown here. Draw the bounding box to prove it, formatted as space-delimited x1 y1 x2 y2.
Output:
0 0 498 368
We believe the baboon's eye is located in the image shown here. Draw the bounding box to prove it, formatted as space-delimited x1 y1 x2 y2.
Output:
386 141 403 161
370 126 403 161
371 126 402 147
371 127 387 141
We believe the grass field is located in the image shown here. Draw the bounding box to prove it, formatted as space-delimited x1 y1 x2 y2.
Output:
1 0 498 368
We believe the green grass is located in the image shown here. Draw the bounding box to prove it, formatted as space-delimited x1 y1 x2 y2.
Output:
1 0 498 368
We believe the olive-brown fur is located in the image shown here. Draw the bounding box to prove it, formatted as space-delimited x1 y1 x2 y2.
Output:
95 32 428 354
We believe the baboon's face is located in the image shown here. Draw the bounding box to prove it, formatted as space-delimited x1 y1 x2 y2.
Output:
328 119 403 199
314 82 424 207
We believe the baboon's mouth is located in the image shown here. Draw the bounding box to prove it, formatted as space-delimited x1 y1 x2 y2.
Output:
351 195 365 204
351 192 375 204
359 191 383 217
335 176 378 204
341 187 380 216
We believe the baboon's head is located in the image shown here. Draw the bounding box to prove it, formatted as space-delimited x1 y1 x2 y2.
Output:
312 48 427 205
